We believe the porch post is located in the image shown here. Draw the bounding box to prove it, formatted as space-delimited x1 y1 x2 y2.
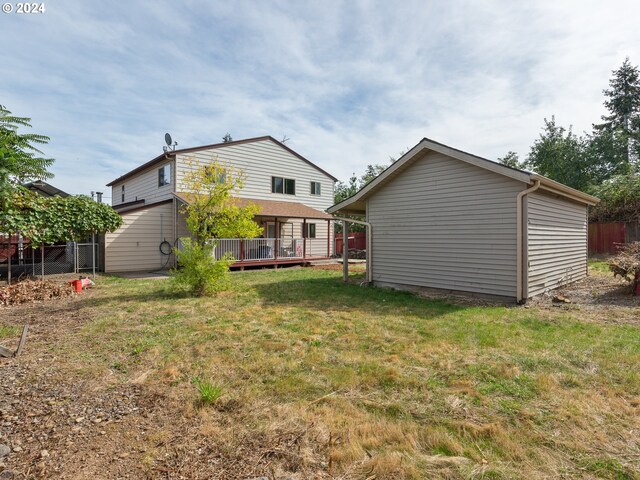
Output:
274 218 279 260
342 220 348 282
327 220 331 258
302 219 307 259
240 239 245 261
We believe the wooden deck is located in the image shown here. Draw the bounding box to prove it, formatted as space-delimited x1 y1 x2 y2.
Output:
230 256 331 269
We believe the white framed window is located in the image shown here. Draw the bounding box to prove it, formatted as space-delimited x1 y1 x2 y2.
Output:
310 181 321 196
271 176 295 195
158 164 171 187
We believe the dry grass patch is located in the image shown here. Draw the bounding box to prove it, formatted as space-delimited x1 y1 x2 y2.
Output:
0 267 639 479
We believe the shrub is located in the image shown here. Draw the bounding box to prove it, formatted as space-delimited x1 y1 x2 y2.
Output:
608 241 640 292
171 238 233 296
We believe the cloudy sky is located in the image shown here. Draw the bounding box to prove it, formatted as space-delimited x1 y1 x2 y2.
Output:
2 0 639 200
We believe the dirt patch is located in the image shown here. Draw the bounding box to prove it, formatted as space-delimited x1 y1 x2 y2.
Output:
527 270 640 324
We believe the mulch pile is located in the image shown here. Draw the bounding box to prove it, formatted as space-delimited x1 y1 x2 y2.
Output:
0 279 74 307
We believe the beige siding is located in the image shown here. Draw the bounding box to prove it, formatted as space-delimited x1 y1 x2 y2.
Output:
105 202 175 272
368 151 525 298
175 139 334 212
111 159 175 207
525 191 587 297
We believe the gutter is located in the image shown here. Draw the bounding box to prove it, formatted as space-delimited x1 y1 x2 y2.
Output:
516 180 540 303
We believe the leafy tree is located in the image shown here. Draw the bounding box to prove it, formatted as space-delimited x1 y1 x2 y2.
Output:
334 164 386 233
593 58 640 167
524 117 592 191
588 174 640 223
174 158 262 295
222 133 233 143
0 105 54 213
497 151 524 169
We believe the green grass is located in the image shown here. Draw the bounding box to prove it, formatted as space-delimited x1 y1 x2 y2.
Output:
27 268 640 479
0 325 20 340
192 376 223 406
589 258 611 273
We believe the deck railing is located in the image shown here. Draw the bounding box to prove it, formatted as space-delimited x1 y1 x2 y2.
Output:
212 238 326 262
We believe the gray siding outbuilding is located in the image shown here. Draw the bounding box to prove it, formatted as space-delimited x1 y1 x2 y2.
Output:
329 138 599 302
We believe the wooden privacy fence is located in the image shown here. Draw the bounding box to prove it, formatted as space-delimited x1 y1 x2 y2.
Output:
589 221 640 254
334 231 367 253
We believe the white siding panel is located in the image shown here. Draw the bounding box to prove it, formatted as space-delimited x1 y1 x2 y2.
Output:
368 152 525 298
175 140 334 212
105 202 175 272
111 160 175 207
525 192 587 297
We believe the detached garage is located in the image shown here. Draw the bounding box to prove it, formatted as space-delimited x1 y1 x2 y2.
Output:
328 138 599 302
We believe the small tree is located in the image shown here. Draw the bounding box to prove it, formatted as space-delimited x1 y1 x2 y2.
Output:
172 158 262 296
0 105 54 218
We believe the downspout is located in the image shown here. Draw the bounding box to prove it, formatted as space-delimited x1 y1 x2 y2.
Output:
330 216 372 283
516 180 540 303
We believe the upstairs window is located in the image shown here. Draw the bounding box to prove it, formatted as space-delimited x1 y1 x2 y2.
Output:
272 176 295 195
158 164 171 187
310 181 321 196
121 185 125 203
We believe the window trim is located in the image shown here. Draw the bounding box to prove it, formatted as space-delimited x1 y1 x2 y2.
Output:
158 164 171 187
310 181 321 196
305 223 316 239
271 176 296 195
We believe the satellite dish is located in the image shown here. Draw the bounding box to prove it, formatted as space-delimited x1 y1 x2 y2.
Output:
165 133 172 146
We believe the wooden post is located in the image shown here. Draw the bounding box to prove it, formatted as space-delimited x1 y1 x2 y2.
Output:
14 325 28 357
302 219 307 259
327 220 331 258
342 220 348 282
274 218 279 260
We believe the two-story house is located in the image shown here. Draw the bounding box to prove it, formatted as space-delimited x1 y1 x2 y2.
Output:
104 136 337 273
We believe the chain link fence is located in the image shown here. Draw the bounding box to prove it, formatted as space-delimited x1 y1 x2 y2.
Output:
1 236 99 284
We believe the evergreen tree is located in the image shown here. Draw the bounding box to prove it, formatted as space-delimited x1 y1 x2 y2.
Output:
222 133 233 143
593 58 640 167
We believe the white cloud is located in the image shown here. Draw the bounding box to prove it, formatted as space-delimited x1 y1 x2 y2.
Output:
1 0 639 196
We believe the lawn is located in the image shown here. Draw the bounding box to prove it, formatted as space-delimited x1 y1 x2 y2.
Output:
0 267 639 479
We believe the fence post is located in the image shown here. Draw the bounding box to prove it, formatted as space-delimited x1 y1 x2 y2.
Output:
41 245 44 280
7 236 11 286
92 233 96 279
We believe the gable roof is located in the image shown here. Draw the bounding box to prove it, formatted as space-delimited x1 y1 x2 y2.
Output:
106 136 338 186
328 137 599 215
174 192 332 219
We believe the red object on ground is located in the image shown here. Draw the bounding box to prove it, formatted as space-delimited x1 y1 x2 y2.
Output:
70 280 82 293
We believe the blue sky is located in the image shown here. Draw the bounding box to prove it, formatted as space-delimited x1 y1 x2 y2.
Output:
2 0 640 201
